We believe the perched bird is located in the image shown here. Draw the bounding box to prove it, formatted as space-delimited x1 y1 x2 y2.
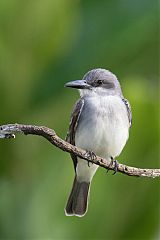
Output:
64 68 132 217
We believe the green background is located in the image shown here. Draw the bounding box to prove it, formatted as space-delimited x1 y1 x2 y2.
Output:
0 0 159 239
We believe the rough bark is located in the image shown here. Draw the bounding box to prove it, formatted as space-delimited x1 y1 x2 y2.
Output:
0 123 159 178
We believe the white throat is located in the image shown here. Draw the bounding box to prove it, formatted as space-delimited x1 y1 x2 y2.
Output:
79 87 121 98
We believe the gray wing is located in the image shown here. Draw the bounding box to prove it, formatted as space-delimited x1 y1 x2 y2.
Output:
66 98 85 171
122 98 132 127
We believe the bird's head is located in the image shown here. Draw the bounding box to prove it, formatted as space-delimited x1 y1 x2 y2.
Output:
64 68 122 97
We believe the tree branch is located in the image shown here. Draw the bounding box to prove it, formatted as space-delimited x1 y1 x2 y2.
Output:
0 123 159 178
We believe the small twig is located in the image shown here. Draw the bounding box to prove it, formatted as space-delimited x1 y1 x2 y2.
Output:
0 123 159 178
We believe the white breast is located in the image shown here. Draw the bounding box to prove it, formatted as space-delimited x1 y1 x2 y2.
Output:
75 95 129 159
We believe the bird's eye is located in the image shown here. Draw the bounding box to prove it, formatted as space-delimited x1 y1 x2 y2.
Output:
97 80 103 85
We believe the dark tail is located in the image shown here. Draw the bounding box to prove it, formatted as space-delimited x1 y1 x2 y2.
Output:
65 177 90 217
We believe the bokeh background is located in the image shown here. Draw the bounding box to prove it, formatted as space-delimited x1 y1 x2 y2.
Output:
0 0 159 239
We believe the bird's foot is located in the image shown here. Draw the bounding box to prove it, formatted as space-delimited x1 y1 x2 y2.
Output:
84 150 96 167
106 157 119 175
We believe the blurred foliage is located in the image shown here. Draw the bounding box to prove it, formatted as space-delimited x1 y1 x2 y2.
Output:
0 0 159 239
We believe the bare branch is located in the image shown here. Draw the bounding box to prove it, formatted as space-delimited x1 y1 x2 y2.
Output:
0 123 159 178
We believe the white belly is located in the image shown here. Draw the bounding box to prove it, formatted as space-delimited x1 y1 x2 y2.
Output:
75 95 129 182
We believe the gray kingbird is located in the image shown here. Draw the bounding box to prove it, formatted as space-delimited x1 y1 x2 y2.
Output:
64 68 132 217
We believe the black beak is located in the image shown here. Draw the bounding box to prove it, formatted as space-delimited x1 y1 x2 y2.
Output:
64 80 90 89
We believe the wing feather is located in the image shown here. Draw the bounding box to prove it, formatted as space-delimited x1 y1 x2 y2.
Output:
66 98 84 170
122 98 132 127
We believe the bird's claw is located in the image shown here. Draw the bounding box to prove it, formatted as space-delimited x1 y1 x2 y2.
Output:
106 157 119 175
84 150 96 167
112 159 119 175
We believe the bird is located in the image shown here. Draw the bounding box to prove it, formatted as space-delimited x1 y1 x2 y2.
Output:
64 68 132 217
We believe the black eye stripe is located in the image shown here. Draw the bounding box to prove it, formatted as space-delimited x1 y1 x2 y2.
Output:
97 80 103 85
